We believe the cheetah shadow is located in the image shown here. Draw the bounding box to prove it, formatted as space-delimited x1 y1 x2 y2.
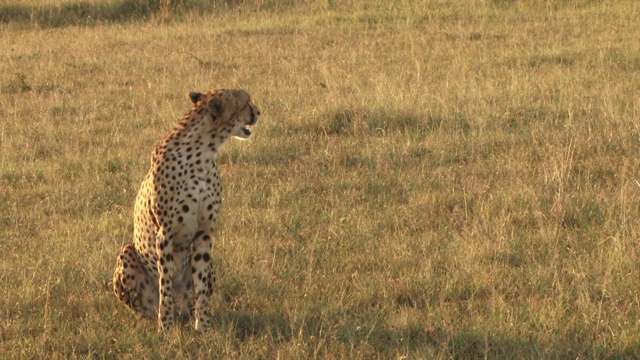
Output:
104 275 637 358
213 309 640 357
213 310 291 341
105 274 288 337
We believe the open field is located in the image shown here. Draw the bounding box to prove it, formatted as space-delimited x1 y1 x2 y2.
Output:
1 0 640 358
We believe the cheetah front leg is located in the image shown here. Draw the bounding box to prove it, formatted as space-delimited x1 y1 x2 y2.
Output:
156 228 177 332
191 231 215 332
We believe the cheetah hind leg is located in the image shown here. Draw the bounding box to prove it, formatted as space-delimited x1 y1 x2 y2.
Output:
113 244 159 319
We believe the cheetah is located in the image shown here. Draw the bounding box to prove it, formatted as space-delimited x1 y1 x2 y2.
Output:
112 88 260 332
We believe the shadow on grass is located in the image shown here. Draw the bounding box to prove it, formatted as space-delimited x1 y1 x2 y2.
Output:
215 310 293 342
309 107 471 137
0 0 302 28
214 308 638 358
0 0 212 28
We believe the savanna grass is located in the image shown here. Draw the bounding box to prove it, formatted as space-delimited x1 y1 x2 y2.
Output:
1 0 639 358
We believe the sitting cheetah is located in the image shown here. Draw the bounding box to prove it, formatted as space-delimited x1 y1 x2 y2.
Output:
113 88 260 332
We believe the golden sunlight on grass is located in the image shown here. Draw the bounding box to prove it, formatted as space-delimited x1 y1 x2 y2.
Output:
1 0 639 358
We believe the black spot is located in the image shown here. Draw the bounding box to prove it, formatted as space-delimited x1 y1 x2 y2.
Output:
194 254 202 261
183 205 190 212
202 253 211 262
192 230 204 241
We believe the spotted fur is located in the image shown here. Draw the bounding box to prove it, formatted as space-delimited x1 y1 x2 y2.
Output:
113 88 260 332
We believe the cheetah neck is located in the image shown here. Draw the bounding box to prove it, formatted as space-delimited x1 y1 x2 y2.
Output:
172 110 237 156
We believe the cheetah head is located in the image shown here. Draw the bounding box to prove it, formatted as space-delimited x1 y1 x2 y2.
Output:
189 89 261 140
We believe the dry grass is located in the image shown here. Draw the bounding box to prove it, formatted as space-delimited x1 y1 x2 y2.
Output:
1 0 640 358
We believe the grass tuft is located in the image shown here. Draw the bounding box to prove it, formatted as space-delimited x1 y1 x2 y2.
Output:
2 73 32 94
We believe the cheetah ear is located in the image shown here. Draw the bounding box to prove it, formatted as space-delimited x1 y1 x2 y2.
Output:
207 97 223 118
189 92 205 104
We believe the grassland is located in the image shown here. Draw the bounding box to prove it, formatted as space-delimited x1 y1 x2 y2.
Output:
1 0 640 358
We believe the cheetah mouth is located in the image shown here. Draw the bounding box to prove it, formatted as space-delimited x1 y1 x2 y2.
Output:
233 125 253 140
234 108 257 140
